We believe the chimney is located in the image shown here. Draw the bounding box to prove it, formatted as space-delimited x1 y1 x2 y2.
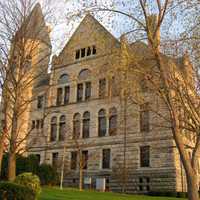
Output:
147 15 160 50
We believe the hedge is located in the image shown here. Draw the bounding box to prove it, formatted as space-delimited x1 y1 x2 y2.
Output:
0 181 36 200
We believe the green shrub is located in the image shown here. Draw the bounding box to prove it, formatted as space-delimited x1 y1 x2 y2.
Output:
1 154 40 180
37 164 58 185
15 172 41 197
0 181 35 200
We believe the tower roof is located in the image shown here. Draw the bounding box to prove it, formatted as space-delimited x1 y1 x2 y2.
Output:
15 3 51 46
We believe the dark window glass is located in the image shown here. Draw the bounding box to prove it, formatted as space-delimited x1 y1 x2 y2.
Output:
71 151 77 170
32 120 35 129
77 83 83 102
37 95 44 109
140 146 150 167
110 76 119 97
87 47 91 56
56 88 63 106
40 119 44 129
59 115 66 141
82 150 88 169
102 149 110 169
98 109 107 137
92 45 96 55
35 154 40 164
50 117 57 141
109 107 117 136
52 152 59 168
85 82 91 100
36 120 40 129
81 48 86 58
99 78 106 98
73 113 81 139
75 50 80 59
140 103 150 132
64 86 70 104
82 112 90 138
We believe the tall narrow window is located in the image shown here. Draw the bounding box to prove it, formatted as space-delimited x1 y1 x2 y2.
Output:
75 50 80 59
64 86 70 104
50 117 57 141
56 88 63 105
140 103 150 132
37 95 44 109
52 152 59 168
82 112 90 138
98 109 107 137
71 151 77 170
109 107 117 136
81 48 86 58
36 120 40 129
32 120 35 129
102 149 111 169
82 150 88 169
92 45 96 55
99 78 106 98
73 113 81 139
110 76 119 97
77 83 83 102
140 146 150 167
59 115 66 141
87 47 91 56
85 82 91 100
40 119 44 129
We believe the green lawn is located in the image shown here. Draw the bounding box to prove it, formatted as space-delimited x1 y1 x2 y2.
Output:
39 187 186 200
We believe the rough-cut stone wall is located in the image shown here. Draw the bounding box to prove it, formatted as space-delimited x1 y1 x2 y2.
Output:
27 14 191 193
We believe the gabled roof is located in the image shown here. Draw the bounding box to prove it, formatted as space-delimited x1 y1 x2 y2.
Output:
58 13 120 58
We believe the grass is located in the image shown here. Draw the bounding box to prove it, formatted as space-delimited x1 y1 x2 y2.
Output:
39 187 186 200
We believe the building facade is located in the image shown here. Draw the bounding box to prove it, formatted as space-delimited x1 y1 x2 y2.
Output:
26 4 194 194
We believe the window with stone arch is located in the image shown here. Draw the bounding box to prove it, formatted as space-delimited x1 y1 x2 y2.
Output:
50 116 57 142
58 74 70 85
98 109 107 137
73 113 81 139
109 107 117 136
59 115 66 141
82 111 90 138
77 69 92 101
78 69 91 81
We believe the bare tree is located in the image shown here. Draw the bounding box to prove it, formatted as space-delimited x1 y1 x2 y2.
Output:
63 1 200 199
0 0 53 181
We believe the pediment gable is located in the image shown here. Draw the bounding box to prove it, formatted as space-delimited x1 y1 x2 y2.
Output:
57 14 120 65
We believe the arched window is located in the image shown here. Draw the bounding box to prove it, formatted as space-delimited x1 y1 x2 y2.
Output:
58 74 69 84
50 117 57 141
77 69 92 102
82 111 90 138
109 107 117 136
98 109 107 137
59 115 66 141
73 113 81 139
78 69 91 80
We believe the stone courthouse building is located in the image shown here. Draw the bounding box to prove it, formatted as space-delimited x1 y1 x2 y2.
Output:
24 3 197 193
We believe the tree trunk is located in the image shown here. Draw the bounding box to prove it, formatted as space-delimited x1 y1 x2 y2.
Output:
187 172 199 200
8 152 16 181
79 168 83 191
0 140 4 176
